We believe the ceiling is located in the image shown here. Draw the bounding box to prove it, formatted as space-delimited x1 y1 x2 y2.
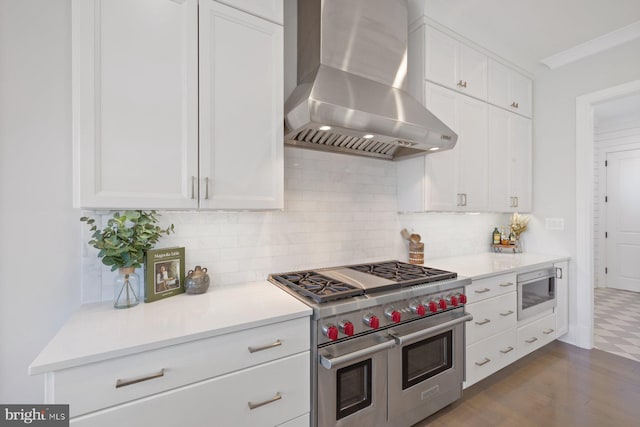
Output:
418 0 640 72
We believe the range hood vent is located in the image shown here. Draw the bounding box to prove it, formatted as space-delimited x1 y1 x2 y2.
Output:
284 0 457 160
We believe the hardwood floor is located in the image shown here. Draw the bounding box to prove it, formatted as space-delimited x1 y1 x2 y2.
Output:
413 341 640 427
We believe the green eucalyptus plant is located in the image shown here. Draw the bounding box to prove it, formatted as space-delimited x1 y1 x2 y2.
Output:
81 210 175 271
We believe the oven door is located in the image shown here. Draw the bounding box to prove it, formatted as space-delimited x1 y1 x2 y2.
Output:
317 333 395 427
387 310 473 426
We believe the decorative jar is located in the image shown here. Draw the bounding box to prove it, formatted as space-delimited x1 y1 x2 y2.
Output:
185 266 210 294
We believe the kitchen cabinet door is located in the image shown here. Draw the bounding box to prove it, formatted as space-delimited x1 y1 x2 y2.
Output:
457 94 489 211
199 0 284 210
423 26 487 100
488 59 532 118
72 0 199 209
423 83 459 211
488 107 532 212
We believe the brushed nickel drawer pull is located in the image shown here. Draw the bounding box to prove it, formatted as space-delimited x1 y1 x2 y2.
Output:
499 282 514 287
191 176 196 199
475 288 491 294
115 368 165 388
525 337 538 344
248 339 283 354
543 328 555 335
475 357 491 366
475 318 491 326
500 310 514 317
205 177 210 200
500 346 514 354
248 392 282 410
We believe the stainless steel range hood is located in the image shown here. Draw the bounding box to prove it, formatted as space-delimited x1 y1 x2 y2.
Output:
284 0 457 160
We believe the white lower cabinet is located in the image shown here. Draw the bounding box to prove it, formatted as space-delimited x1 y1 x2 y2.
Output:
45 317 310 426
465 292 517 345
71 353 309 427
517 312 556 359
465 329 517 388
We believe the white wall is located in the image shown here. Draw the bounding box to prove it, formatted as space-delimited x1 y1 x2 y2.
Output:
0 0 80 403
527 38 640 345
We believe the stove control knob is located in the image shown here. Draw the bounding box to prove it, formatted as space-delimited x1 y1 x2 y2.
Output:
363 314 380 329
449 295 459 307
340 321 355 337
459 294 467 304
439 299 448 310
323 324 339 341
385 309 402 323
428 301 439 313
410 303 426 316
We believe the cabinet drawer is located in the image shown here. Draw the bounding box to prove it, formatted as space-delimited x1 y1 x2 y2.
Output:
71 352 310 427
517 312 556 358
465 329 517 388
466 273 516 304
465 292 516 345
56 317 309 417
216 0 283 24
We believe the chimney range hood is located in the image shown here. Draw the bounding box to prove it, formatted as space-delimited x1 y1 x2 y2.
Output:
284 0 457 160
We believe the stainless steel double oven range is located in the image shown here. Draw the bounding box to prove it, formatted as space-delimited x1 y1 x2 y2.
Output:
268 261 472 427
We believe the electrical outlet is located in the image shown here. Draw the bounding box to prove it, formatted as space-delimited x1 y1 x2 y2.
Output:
545 218 565 230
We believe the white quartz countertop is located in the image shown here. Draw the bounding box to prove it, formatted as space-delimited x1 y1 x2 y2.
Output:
425 252 570 280
29 281 311 375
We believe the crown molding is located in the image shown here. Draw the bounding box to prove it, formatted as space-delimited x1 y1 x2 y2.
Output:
541 20 640 69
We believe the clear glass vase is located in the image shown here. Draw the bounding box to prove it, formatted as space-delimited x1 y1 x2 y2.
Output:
114 267 140 309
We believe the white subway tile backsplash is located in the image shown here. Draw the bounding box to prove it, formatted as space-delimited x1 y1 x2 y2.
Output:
81 147 511 303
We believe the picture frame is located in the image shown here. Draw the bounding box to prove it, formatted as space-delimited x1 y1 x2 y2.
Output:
144 247 186 303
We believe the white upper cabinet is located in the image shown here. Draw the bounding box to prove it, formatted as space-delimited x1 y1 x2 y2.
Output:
488 59 532 118
488 106 532 212
199 0 283 210
73 0 283 210
423 26 487 100
397 83 488 212
73 0 199 209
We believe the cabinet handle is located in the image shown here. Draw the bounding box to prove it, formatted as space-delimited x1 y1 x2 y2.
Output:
191 176 196 199
499 282 514 287
543 328 555 335
115 368 165 388
204 177 210 200
525 337 538 344
456 193 462 206
475 288 491 294
500 310 514 317
248 339 283 354
500 346 514 354
475 318 491 326
462 193 467 206
511 101 519 109
248 392 282 410
475 357 491 366
556 267 563 279
514 196 518 207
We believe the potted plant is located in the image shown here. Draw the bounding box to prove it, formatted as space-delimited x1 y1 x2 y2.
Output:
81 210 174 308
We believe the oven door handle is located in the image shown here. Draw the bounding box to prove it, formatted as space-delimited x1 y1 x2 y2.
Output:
319 338 396 370
389 313 473 346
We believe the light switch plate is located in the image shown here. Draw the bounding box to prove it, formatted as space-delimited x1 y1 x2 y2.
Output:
545 218 565 230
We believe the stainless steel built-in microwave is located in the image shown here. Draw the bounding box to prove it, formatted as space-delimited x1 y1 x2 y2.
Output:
517 267 557 320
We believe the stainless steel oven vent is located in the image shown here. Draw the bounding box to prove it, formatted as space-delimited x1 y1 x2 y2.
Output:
284 0 458 160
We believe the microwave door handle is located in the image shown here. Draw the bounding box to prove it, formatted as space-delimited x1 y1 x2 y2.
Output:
319 338 396 370
518 274 556 286
389 313 473 346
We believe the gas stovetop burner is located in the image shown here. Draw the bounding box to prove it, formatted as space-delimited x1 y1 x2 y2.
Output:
270 272 364 304
349 261 457 284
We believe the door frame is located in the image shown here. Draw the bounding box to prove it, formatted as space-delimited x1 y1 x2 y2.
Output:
575 79 640 349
